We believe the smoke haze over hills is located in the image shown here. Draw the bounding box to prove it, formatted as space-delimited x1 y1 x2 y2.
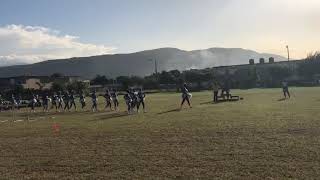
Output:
0 47 287 78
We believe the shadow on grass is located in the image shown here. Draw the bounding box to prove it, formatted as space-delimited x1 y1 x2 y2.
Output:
200 99 240 105
278 98 286 101
157 108 180 115
91 111 130 121
200 101 224 105
16 110 89 116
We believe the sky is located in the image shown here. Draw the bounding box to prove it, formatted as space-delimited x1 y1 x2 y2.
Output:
0 0 319 65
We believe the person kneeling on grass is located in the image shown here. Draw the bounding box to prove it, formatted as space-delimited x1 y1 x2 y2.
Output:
282 81 291 99
180 83 192 110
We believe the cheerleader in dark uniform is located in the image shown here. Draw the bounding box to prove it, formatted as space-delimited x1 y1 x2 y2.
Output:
57 92 64 112
69 91 77 111
79 93 86 110
124 90 133 114
104 89 112 111
30 94 37 112
111 89 119 111
137 88 146 113
63 92 70 111
180 83 192 110
51 93 58 111
91 91 98 112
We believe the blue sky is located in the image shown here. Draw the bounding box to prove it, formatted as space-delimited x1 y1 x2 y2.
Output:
0 0 319 65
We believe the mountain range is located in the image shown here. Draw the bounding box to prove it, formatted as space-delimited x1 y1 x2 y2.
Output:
0 48 287 79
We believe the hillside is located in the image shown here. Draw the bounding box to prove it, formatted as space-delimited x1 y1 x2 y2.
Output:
0 48 286 78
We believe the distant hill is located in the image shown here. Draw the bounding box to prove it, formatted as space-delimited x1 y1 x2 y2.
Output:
0 48 286 79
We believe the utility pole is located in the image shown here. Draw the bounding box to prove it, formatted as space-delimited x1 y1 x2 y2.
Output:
286 45 290 61
148 59 158 75
154 59 158 75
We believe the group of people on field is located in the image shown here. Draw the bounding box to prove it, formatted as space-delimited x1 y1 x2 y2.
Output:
0 81 291 113
179 80 232 110
0 94 23 112
124 88 146 113
0 88 147 114
179 80 291 110
211 80 232 103
28 91 78 112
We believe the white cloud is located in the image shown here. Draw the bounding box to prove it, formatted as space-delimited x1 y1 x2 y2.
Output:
0 24 116 66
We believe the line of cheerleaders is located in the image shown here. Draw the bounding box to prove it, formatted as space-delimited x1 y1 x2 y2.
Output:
0 83 193 114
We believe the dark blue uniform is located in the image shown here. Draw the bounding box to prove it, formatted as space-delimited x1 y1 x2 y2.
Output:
180 84 192 109
63 93 70 111
79 94 86 109
111 90 119 110
124 92 133 113
137 90 146 112
104 90 112 110
69 92 77 110
91 92 98 112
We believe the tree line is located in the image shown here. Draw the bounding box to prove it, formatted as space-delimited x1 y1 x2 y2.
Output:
90 52 320 90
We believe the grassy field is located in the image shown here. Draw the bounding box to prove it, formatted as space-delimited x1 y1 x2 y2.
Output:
1 87 320 179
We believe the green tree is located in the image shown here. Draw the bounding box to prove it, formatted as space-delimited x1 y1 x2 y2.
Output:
51 82 66 92
91 75 110 86
298 52 320 79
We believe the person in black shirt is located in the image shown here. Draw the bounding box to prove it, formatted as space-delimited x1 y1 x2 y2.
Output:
180 83 192 110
